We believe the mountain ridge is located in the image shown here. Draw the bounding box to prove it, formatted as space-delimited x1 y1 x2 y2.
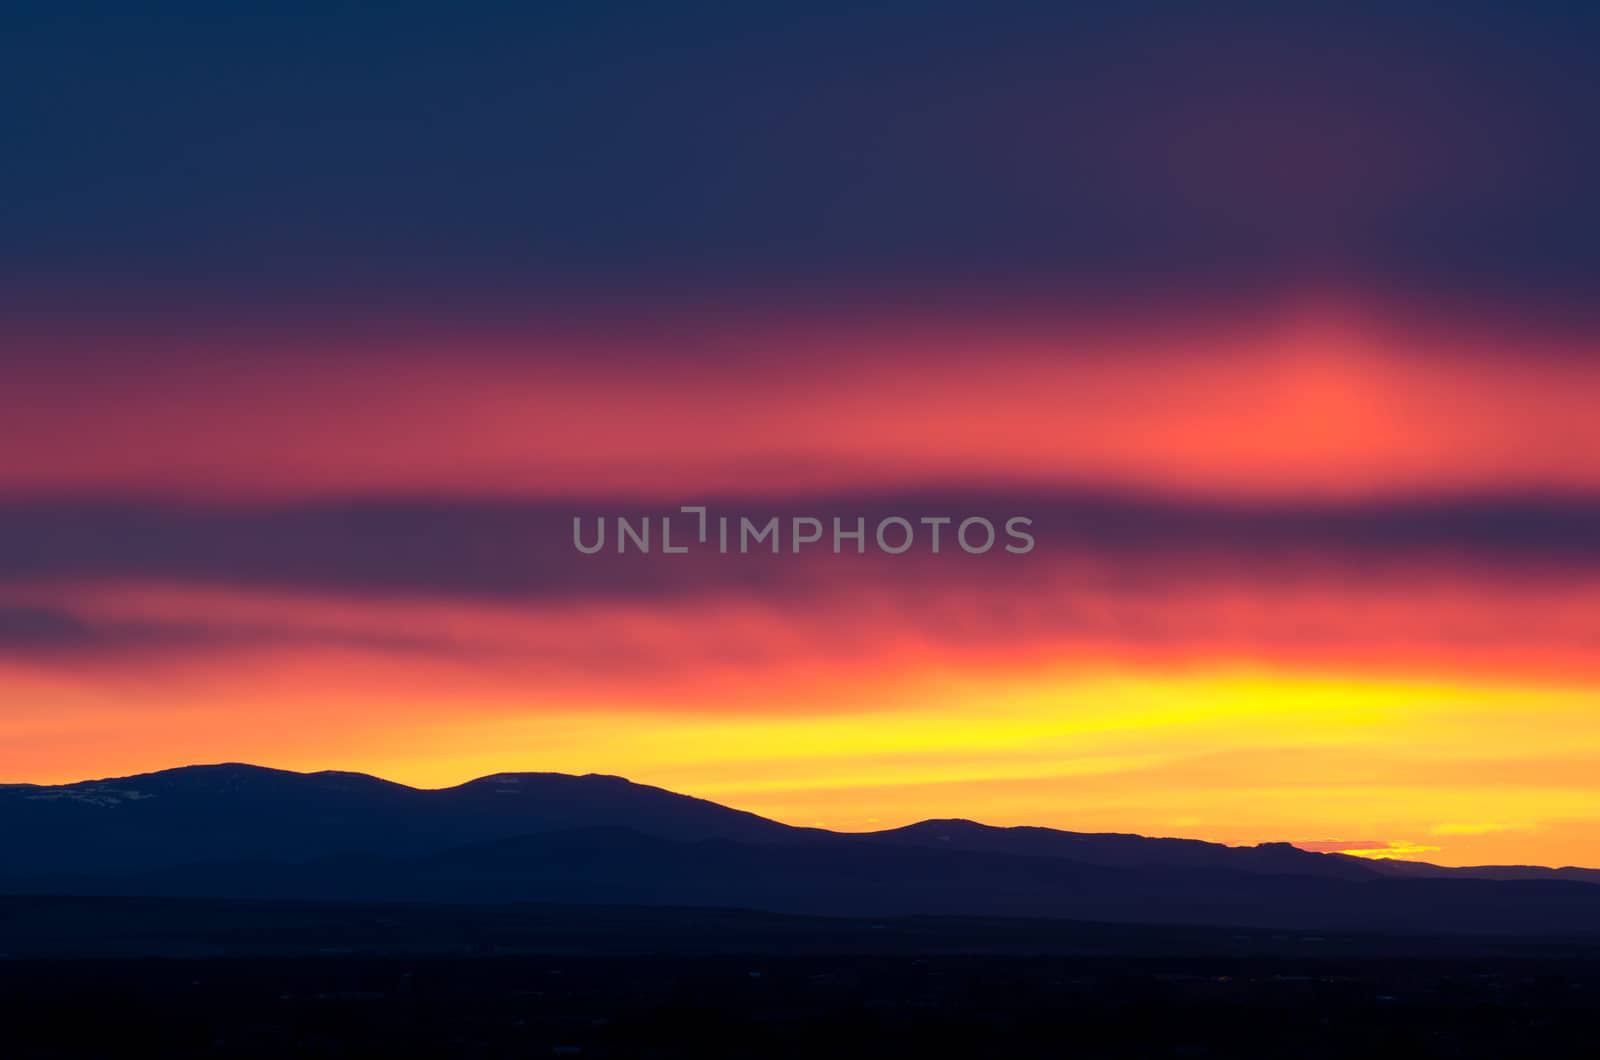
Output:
8 762 1600 937
4 761 1591 881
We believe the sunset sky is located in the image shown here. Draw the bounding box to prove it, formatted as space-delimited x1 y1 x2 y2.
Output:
3 3 1599 868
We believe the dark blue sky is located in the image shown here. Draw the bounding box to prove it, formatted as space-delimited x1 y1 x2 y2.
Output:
4 1 1598 305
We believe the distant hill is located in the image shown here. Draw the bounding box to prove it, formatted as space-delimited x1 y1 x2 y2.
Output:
5 763 1600 935
0 763 796 874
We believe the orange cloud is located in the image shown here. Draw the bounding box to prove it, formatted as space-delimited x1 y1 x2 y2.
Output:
4 296 1598 500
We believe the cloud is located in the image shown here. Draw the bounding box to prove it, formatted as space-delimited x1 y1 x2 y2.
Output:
1294 839 1442 859
0 489 1596 605
0 604 467 661
0 488 1597 687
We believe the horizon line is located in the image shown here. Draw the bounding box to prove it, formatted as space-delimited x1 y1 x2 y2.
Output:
12 758 1597 875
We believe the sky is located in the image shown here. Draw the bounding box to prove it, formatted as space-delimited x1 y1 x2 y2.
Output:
3 3 1599 867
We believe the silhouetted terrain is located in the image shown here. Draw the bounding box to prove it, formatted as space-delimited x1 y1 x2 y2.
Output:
7 944 1600 1059
5 764 1600 937
0 764 796 874
9 896 1600 961
8 768 1600 1056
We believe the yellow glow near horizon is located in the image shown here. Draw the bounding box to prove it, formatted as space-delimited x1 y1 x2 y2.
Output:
322 663 1600 867
6 649 1599 868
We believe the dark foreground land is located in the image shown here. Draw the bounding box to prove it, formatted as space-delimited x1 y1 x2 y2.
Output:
5 899 1600 1058
8 951 1600 1059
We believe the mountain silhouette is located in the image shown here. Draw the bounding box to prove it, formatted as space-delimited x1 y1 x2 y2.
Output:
0 763 795 875
6 763 1600 935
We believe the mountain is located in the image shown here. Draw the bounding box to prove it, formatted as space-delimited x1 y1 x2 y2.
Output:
853 819 1381 880
0 763 796 875
852 819 1600 885
6 763 1600 936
